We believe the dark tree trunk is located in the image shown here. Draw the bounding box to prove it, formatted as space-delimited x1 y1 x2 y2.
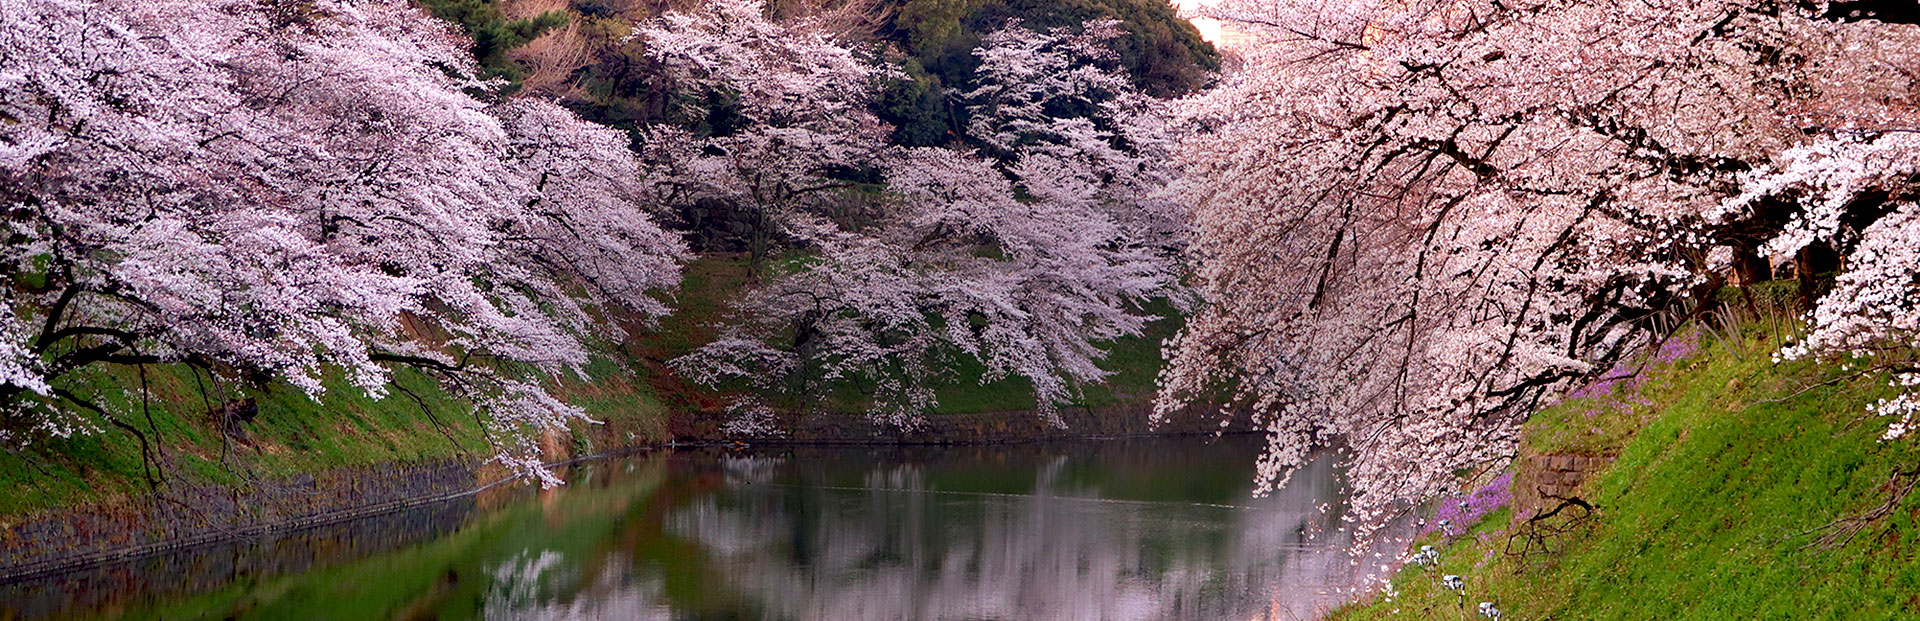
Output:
1730 244 1771 286
1796 241 1841 310
1802 0 1920 24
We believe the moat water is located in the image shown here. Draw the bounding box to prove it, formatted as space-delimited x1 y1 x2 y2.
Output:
2 436 1407 620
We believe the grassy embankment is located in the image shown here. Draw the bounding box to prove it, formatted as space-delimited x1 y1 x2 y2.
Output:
0 348 668 518
1337 288 1920 619
0 256 1176 518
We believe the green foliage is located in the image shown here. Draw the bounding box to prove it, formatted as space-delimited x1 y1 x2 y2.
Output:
889 0 1218 99
569 0 624 19
420 0 568 91
572 33 676 134
876 59 955 146
1337 324 1920 620
897 0 979 55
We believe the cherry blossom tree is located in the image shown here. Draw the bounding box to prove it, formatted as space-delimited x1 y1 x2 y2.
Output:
0 0 686 483
638 0 894 273
650 3 1186 426
1706 14 1920 445
965 19 1190 250
1153 0 1920 529
1721 131 1920 441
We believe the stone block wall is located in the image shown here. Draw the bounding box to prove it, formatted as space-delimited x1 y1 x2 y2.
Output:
0 459 480 580
1512 454 1613 522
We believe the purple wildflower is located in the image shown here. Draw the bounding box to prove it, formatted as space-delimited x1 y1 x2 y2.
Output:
1421 471 1513 537
1562 334 1698 418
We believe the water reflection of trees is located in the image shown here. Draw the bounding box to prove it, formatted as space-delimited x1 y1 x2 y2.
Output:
0 498 479 620
19 441 1408 620
661 443 1408 620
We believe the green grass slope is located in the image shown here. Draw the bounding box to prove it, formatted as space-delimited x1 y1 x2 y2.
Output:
1339 319 1920 620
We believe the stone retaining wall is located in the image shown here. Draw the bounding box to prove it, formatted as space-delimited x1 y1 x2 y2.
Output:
1513 453 1614 521
0 459 484 581
0 498 478 619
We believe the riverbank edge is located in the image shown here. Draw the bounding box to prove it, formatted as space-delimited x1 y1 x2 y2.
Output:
1331 328 1920 619
669 400 1256 444
0 448 621 584
0 403 1250 582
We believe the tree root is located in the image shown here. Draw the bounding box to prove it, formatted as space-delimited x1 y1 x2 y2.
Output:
1798 465 1920 550
1505 491 1597 563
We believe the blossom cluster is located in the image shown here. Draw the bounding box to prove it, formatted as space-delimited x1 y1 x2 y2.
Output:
1724 132 1920 442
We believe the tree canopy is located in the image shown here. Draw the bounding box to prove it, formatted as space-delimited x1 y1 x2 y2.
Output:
1156 0 1920 530
1 0 686 483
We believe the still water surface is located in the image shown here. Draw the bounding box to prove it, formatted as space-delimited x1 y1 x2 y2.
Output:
5 436 1404 620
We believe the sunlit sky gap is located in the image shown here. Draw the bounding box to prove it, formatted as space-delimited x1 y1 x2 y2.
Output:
1175 0 1234 46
